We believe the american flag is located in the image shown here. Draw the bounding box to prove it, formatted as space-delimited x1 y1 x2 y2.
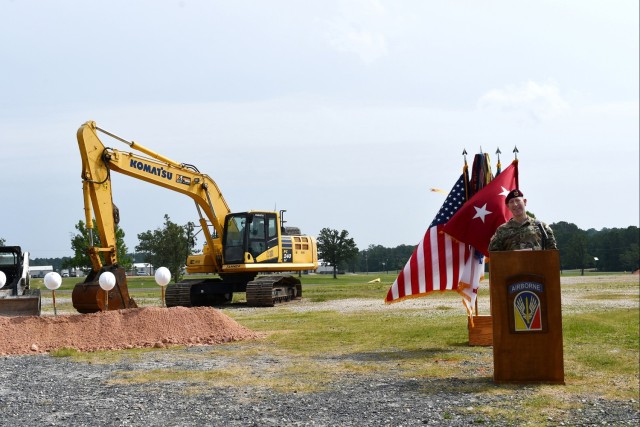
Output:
385 173 471 303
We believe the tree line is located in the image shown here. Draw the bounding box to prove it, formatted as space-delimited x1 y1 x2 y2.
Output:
318 223 639 276
551 222 638 273
6 219 637 280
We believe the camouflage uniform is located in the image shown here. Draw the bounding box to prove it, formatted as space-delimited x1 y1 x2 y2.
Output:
488 215 557 252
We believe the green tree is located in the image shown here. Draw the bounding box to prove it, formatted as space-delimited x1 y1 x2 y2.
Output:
552 221 590 273
549 223 640 272
317 228 359 279
0 237 5 246
63 220 132 271
32 256 72 272
566 231 590 275
588 226 639 271
135 214 196 283
619 243 640 272
359 244 414 274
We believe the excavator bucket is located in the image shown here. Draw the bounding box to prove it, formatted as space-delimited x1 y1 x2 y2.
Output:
0 289 41 317
72 266 137 313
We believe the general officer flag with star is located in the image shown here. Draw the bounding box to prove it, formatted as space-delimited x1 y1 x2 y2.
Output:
442 160 518 257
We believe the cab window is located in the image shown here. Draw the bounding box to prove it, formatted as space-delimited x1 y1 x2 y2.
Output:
267 214 278 249
223 214 247 264
248 214 266 257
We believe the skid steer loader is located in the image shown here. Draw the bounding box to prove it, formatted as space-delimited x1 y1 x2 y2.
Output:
0 246 41 316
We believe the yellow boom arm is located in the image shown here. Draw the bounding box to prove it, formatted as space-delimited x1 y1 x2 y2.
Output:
77 120 231 272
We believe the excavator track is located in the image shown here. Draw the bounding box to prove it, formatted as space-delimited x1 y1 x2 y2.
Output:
165 278 232 308
245 275 302 307
165 282 193 307
165 276 302 308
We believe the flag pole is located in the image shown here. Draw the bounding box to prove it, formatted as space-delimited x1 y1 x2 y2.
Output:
462 149 469 199
513 146 520 190
462 150 477 317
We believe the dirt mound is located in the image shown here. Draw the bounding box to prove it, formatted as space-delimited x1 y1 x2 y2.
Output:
0 306 261 356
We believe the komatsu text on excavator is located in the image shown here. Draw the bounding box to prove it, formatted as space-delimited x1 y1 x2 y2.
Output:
72 121 317 313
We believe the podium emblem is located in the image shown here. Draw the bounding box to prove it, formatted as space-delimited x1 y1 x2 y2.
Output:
506 277 548 334
513 291 542 331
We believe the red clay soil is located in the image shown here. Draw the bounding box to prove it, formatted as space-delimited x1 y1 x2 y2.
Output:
0 306 261 356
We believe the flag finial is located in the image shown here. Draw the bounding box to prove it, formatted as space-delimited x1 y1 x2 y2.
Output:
462 148 468 165
513 145 519 160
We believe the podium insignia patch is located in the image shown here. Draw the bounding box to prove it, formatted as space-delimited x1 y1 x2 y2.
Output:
513 290 542 331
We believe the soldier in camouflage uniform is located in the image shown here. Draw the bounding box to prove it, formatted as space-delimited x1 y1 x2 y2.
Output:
488 189 557 251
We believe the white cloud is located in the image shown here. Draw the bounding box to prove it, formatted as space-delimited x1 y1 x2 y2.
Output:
325 0 389 64
477 81 570 122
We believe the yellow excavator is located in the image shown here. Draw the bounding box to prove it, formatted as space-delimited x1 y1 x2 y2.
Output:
72 121 317 313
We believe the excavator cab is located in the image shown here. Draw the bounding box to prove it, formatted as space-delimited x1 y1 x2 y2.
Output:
222 212 281 264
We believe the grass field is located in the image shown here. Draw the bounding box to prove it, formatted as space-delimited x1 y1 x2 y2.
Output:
37 272 639 424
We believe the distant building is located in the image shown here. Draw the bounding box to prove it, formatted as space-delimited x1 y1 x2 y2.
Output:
59 268 84 278
132 263 154 276
29 266 53 278
316 260 344 275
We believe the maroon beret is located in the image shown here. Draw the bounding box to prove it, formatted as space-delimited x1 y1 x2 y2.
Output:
505 189 524 204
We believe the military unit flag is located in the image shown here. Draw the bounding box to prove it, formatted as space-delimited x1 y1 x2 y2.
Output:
456 246 485 316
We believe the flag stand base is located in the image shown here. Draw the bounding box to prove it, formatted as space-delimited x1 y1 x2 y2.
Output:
468 315 493 346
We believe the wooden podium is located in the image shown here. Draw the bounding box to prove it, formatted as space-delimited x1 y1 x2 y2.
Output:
489 250 564 384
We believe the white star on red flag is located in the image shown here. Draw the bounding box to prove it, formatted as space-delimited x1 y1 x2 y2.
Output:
472 203 492 223
442 161 519 256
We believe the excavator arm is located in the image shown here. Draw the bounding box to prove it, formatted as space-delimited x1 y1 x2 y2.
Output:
73 121 232 313
77 121 231 273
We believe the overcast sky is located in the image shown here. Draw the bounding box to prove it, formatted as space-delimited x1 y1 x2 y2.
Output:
1 0 638 260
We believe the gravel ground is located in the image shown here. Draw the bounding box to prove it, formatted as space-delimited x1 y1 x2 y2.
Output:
1 274 638 426
0 348 637 426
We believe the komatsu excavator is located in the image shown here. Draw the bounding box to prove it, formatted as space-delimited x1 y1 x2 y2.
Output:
72 121 317 313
